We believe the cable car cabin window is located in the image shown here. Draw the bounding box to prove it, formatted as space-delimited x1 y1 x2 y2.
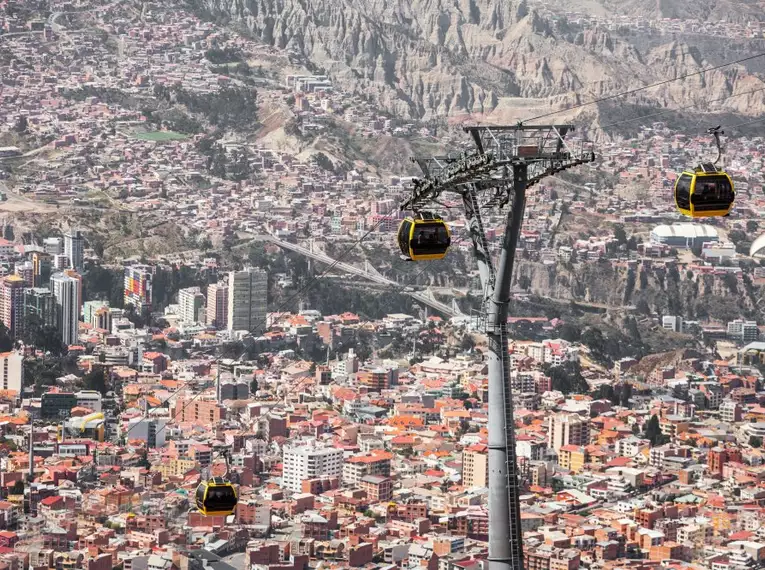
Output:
675 174 692 210
691 175 734 212
207 486 237 509
398 220 412 256
411 223 450 256
195 485 206 506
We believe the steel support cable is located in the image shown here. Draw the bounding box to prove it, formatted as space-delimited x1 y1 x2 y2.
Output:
123 212 400 438
524 51 765 124
598 85 765 131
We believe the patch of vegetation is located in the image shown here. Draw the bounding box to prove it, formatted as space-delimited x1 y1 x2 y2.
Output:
154 84 260 131
204 47 244 64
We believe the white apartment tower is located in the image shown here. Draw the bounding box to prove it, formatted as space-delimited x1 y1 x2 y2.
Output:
178 287 205 324
282 442 343 493
227 268 267 333
0 351 23 394
548 413 590 453
51 272 79 346
64 229 84 272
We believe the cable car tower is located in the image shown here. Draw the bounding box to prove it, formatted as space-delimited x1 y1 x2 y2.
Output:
403 124 595 570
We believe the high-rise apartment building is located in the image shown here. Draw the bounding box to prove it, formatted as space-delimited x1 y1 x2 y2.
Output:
206 282 228 330
24 288 55 328
51 272 79 346
124 265 153 310
0 275 25 338
548 413 590 453
15 261 34 288
462 444 489 488
0 351 23 394
178 287 205 324
282 442 344 493
64 229 84 272
32 252 52 287
63 269 82 321
227 268 267 333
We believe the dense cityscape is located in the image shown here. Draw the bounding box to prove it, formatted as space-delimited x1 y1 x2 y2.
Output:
4 1 765 570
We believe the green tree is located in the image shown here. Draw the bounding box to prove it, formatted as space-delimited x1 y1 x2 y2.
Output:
548 362 588 394
137 448 151 468
14 115 27 133
0 322 14 352
750 436 763 448
83 367 107 395
613 224 627 245
594 384 617 404
313 152 335 172
645 414 663 445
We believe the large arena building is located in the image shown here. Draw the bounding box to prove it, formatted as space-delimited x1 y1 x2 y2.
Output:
650 223 719 248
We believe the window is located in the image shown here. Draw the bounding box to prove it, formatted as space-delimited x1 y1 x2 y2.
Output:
675 174 692 210
692 175 734 212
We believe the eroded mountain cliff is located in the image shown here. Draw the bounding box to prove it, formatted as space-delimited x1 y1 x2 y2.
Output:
186 0 765 121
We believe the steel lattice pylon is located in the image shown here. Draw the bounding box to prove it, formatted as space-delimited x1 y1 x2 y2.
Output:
403 124 595 570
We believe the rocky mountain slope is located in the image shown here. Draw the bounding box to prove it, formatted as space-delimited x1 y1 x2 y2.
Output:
186 0 765 123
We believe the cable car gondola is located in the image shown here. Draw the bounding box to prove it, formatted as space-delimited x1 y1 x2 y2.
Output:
675 126 735 218
397 211 451 261
195 450 237 517
196 476 238 517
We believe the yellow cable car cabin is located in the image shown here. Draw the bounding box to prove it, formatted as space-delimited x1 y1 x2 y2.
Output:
675 163 735 219
397 212 451 261
195 477 238 517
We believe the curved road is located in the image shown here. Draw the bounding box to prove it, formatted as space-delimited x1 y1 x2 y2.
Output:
263 235 461 318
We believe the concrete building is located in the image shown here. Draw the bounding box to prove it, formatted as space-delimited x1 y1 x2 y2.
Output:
206 282 228 330
662 315 683 333
43 237 64 256
0 275 25 338
32 252 52 287
219 378 250 401
283 442 344 493
178 287 205 324
24 287 55 328
63 269 83 321
51 273 79 346
0 351 23 395
91 307 112 332
650 223 719 248
124 265 153 310
548 413 590 453
15 260 34 287
227 268 267 333
126 417 167 448
84 301 109 325
728 319 759 343
462 444 489 488
64 229 84 272
75 390 102 412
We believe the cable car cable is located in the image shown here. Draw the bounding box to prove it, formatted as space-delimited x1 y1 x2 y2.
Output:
599 85 765 131
524 51 765 124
